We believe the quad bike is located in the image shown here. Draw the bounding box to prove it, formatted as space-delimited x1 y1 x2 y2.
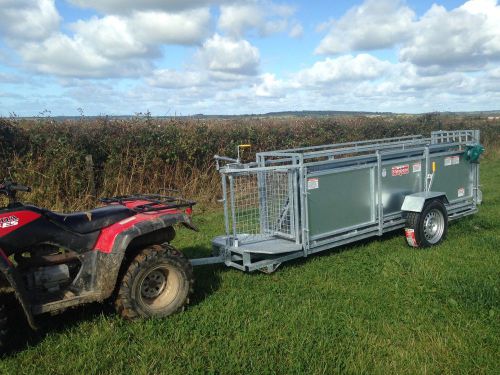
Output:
0 180 196 352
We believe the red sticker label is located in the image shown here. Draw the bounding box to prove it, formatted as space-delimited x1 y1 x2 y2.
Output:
392 164 409 177
405 228 418 247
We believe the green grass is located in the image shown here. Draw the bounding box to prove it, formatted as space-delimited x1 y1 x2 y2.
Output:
1 157 499 374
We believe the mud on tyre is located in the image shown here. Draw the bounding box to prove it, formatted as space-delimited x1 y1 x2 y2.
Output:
115 244 194 319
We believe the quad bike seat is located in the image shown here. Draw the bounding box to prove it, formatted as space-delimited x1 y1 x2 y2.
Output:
45 205 135 234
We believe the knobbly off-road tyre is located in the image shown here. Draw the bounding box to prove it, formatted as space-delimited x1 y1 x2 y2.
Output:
115 244 194 320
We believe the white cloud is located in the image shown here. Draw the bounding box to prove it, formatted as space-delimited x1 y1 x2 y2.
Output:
400 0 500 72
147 69 208 88
130 9 211 45
68 0 218 13
218 2 297 37
253 73 291 97
18 34 152 77
489 66 500 78
200 34 260 78
70 16 149 60
289 22 304 38
296 54 391 87
70 9 211 60
0 72 24 84
0 0 60 42
316 0 415 54
218 3 264 36
4 7 211 78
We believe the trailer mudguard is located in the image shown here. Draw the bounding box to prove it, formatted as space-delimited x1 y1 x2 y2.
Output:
0 253 37 329
401 192 449 213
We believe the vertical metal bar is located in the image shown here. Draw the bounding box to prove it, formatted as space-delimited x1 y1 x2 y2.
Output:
376 151 383 235
229 175 238 247
299 154 308 256
221 174 230 242
419 154 424 192
288 169 295 240
258 153 268 236
242 252 251 268
474 130 481 205
258 170 267 234
370 166 376 222
424 146 430 191
293 161 300 244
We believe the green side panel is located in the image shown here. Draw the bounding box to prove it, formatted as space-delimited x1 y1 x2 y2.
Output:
381 160 423 214
307 168 374 237
431 153 472 201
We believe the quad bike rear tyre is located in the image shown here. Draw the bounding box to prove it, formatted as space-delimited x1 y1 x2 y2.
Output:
115 244 194 320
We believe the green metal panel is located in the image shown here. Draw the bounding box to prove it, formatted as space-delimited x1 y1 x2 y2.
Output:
381 159 423 214
431 153 472 201
307 167 374 237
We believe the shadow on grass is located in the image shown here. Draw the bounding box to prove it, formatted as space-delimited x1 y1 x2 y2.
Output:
270 229 407 272
1 298 112 357
182 244 224 307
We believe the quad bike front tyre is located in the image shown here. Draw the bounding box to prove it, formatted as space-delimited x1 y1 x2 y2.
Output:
115 244 194 320
405 199 448 248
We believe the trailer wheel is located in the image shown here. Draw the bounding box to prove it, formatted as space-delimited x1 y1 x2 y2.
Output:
115 244 194 320
405 200 448 248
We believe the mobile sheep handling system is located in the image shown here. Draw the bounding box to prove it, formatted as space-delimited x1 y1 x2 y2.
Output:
0 129 485 352
193 129 484 273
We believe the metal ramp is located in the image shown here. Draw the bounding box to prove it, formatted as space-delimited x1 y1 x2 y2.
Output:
212 235 302 255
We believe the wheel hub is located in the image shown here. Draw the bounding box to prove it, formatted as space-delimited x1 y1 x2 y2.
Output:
140 270 166 299
423 209 445 244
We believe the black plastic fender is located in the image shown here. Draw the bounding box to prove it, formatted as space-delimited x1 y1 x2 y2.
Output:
96 213 198 299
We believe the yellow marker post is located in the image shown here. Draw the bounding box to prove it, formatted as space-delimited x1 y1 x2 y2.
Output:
237 144 251 162
432 161 436 173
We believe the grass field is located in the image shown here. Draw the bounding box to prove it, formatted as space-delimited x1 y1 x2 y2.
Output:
0 155 499 374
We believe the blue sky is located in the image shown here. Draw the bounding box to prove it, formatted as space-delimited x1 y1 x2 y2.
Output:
0 0 499 116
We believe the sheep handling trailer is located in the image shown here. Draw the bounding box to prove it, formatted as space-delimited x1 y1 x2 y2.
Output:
191 130 484 273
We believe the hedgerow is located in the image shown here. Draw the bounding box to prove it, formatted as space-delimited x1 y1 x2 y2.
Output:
0 114 498 210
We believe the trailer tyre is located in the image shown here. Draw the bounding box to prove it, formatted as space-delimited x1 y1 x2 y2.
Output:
405 200 448 248
115 244 194 320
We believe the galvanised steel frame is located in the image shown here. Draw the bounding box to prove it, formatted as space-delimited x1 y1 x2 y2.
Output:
191 130 482 273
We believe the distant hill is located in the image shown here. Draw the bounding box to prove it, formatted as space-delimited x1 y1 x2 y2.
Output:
191 110 394 118
8 109 500 120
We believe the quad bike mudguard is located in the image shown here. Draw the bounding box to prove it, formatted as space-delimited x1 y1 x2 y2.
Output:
91 212 197 299
27 212 198 316
0 252 37 329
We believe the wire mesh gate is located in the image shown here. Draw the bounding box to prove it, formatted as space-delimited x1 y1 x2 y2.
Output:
224 167 298 247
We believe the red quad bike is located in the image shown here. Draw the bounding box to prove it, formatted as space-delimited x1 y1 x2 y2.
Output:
0 180 196 352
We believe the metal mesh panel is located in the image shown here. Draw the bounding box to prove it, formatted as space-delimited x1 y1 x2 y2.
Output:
431 130 476 144
230 170 292 244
